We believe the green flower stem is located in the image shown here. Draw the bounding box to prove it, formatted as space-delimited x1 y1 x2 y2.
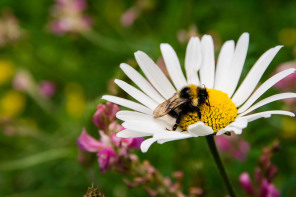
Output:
81 30 127 53
206 135 236 197
81 30 153 54
0 148 73 171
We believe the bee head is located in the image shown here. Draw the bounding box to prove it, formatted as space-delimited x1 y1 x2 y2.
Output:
198 87 209 104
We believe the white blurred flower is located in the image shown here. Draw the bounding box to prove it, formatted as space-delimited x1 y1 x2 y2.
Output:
0 9 24 47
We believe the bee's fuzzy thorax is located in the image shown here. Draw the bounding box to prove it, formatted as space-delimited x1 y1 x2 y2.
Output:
187 84 198 106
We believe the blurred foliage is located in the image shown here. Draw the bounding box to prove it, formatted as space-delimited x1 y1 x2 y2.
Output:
0 0 296 196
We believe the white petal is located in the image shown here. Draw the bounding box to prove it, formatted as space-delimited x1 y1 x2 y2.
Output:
115 79 158 110
157 137 192 144
188 121 214 137
232 46 283 106
116 110 152 121
134 51 176 99
157 137 188 144
238 92 296 117
237 68 296 113
216 126 243 135
153 131 192 140
160 44 187 89
116 110 174 127
102 95 153 115
155 131 192 144
225 33 249 97
199 35 215 88
122 120 167 134
141 138 157 152
116 129 152 138
214 40 235 91
216 129 227 135
120 63 165 103
216 119 249 135
185 37 202 85
229 127 243 135
238 110 295 122
229 119 249 128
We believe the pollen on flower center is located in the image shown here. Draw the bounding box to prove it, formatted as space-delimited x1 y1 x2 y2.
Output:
179 89 237 132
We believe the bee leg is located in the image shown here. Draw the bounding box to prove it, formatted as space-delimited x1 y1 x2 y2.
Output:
197 108 202 119
169 110 178 118
172 124 178 131
168 110 179 131
172 113 182 131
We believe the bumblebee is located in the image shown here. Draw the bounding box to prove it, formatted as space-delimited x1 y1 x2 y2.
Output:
153 84 210 131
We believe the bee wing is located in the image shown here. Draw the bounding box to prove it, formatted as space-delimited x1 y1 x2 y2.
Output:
153 94 187 118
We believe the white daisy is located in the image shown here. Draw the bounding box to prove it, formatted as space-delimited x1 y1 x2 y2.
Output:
102 33 296 153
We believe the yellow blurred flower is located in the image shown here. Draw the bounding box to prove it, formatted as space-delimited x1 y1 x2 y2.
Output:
281 116 296 139
0 90 25 117
19 118 38 130
65 83 86 118
0 60 14 85
278 28 296 46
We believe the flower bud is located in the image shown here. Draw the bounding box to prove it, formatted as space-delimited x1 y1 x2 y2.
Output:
267 165 278 181
239 172 254 195
84 186 105 197
93 102 119 130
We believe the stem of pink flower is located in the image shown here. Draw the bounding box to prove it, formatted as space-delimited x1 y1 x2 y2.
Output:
206 135 236 197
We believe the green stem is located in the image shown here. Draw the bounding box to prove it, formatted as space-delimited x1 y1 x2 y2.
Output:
0 148 73 171
81 30 153 54
81 30 127 53
206 135 236 197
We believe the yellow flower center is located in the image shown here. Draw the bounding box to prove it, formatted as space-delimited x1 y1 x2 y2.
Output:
179 89 237 132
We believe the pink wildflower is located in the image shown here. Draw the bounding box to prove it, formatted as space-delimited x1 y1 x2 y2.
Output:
215 134 250 161
273 62 296 105
39 81 56 98
125 137 144 150
239 142 281 197
97 147 116 173
77 129 105 152
260 179 280 197
110 132 144 150
77 128 143 173
78 102 144 173
240 173 280 197
120 7 139 27
49 0 92 35
274 62 296 91
93 102 119 130
77 129 116 173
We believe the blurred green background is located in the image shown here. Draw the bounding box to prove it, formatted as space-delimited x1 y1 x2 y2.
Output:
0 0 296 196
